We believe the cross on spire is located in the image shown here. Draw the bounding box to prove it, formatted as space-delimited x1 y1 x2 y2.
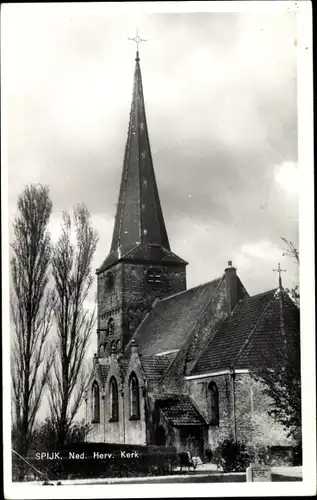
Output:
273 262 286 290
97 27 187 275
128 29 147 59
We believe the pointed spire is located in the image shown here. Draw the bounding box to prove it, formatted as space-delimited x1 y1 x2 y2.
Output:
97 36 186 273
111 46 170 251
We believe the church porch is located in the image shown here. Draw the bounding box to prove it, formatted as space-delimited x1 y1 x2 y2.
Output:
149 393 208 459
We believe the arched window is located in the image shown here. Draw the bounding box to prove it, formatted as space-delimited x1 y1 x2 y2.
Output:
147 267 163 284
107 318 114 335
110 340 116 353
208 382 219 425
91 381 100 423
129 373 140 419
109 377 119 422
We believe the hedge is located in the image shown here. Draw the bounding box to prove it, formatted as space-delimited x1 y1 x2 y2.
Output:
211 439 302 473
12 443 178 481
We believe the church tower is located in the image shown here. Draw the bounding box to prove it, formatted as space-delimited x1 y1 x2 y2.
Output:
96 48 187 357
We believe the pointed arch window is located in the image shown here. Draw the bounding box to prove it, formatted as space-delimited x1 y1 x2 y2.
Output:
129 373 140 419
91 381 100 423
109 377 119 422
208 382 219 425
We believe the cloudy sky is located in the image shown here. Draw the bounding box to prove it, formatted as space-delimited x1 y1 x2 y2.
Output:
3 3 299 358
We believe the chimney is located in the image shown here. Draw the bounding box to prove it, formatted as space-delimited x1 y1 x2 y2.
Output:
224 261 238 314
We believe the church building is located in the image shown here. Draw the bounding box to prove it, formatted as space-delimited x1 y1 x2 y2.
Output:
87 47 300 458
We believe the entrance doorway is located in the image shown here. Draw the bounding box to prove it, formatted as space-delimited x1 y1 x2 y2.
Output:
155 425 166 446
179 426 205 458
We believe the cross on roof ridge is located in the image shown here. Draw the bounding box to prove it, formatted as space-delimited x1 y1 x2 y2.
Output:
273 262 286 290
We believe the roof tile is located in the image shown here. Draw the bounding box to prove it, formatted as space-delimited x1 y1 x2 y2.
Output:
129 278 222 357
191 289 277 374
237 293 300 367
141 353 177 382
152 393 207 426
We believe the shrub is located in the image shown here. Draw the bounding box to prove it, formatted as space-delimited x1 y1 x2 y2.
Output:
204 445 213 463
267 445 294 466
247 444 270 465
213 439 251 472
247 444 301 467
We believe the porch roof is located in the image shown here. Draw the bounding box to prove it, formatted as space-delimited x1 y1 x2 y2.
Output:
152 393 207 426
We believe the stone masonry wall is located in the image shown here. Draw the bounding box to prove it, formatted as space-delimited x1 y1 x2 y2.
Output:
122 262 186 349
146 394 178 447
123 349 147 445
86 367 105 443
87 351 149 446
96 261 186 354
187 374 233 449
103 358 124 444
97 264 124 356
186 373 294 450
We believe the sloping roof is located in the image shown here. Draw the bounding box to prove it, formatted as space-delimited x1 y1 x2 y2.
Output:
122 242 187 265
237 292 300 368
128 278 222 357
160 275 249 390
140 352 177 382
97 53 184 273
152 394 207 426
191 289 277 375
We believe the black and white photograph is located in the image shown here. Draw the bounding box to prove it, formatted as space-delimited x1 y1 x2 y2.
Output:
1 1 315 498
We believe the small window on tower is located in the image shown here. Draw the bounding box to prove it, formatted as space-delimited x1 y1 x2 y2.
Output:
107 318 114 335
147 267 163 284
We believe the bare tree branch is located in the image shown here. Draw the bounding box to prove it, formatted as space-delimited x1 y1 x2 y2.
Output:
281 237 300 307
281 237 299 264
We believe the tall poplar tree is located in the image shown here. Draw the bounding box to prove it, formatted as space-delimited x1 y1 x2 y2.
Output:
11 184 55 463
48 204 98 448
